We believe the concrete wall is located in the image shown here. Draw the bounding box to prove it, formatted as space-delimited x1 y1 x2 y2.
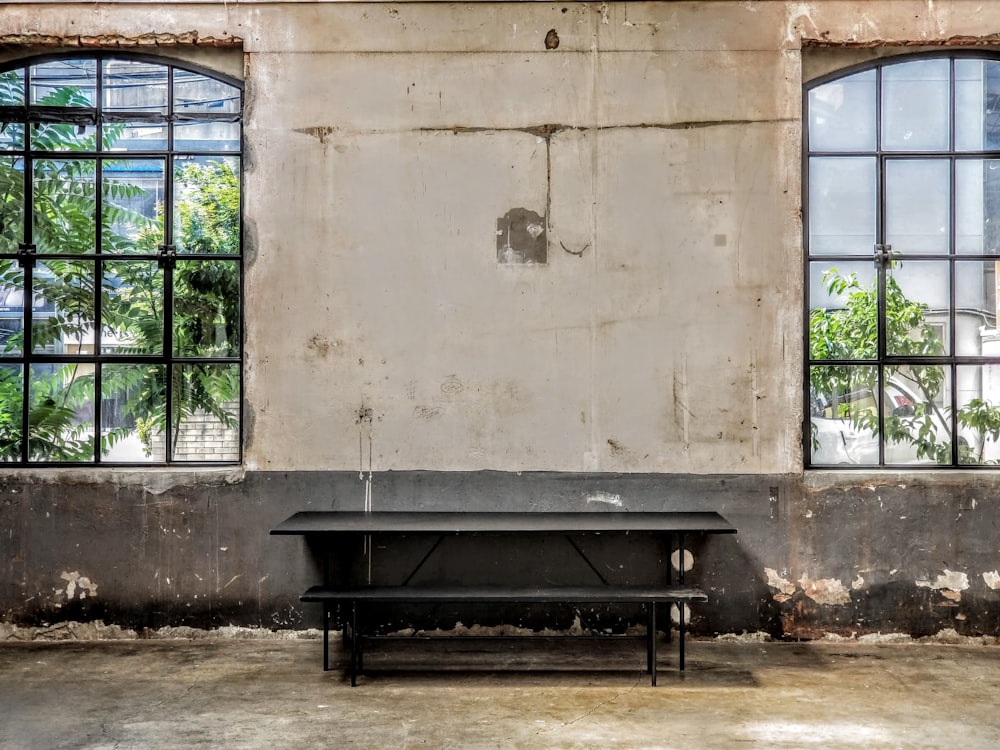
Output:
2 1 1000 639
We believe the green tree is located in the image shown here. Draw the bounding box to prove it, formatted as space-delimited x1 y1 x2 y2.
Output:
810 268 1000 464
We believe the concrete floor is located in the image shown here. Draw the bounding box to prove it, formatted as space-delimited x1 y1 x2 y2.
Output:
1 634 999 749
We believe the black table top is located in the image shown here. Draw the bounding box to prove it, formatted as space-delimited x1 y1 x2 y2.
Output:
270 510 736 535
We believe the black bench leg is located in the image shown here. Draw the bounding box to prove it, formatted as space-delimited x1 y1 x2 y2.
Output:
323 604 330 672
649 603 657 686
678 602 686 672
350 600 359 687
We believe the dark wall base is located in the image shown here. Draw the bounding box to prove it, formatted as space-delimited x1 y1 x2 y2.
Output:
2 471 998 638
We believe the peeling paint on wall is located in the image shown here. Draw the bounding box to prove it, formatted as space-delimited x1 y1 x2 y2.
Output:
799 575 852 606
917 569 970 601
765 567 797 601
58 571 98 601
584 491 622 507
497 208 546 265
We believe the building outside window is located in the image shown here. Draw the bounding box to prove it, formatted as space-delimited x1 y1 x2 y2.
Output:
0 54 242 464
806 53 1000 467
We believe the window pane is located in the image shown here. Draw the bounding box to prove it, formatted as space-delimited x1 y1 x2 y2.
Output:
809 364 879 465
102 260 163 354
885 159 950 254
33 260 95 355
172 156 240 254
33 158 97 254
955 60 1000 151
173 71 240 114
882 370 953 466
30 60 96 107
886 260 950 356
28 362 94 462
809 70 876 151
101 363 165 462
0 363 22 460
170 363 239 461
0 122 24 151
808 157 876 254
173 259 239 357
956 260 997 355
882 59 950 151
0 156 24 252
174 121 240 152
103 121 167 153
30 123 98 152
102 159 164 253
809 261 877 360
0 68 25 106
960 363 1000 463
956 159 1000 254
0 260 24 356
102 59 168 114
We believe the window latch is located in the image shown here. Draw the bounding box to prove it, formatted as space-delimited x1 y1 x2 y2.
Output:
157 244 176 269
16 243 36 268
874 243 892 268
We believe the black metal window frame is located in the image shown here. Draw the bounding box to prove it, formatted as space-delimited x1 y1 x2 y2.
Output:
0 51 243 466
804 50 1000 469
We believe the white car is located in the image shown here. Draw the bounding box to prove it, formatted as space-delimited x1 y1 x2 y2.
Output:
810 379 958 465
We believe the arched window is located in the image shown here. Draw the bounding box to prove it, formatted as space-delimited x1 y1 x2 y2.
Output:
806 53 1000 467
0 53 242 464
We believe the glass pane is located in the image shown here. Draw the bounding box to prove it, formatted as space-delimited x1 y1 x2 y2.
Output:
101 363 166 462
33 158 97 254
809 261 877 360
102 59 168 114
955 60 1000 151
883 369 953 466
885 159 950 254
809 364 879 465
956 160 994 254
172 156 240 254
885 260 949 356
0 68 25 106
173 121 240 152
27 362 95 462
956 260 997 355
958 363 1000 464
808 157 876 254
102 159 164 253
0 363 22 461
170 363 239 461
32 260 96 355
102 260 163 354
882 59 950 151
30 122 98 152
103 121 167 153
809 70 876 152
0 260 24 355
0 156 24 253
173 71 241 114
30 60 96 107
173 259 239 357
0 121 24 151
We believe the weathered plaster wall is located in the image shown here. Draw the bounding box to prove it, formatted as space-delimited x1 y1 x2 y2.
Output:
2 1 1000 638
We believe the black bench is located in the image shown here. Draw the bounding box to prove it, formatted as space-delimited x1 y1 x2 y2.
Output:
302 584 709 686
272 510 737 686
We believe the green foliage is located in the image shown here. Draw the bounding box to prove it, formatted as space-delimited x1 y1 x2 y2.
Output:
810 267 1000 464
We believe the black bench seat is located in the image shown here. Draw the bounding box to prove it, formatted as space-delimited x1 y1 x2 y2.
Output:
301 584 708 686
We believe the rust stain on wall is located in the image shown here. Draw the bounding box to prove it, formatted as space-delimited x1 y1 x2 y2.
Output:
0 31 242 48
803 34 1000 48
